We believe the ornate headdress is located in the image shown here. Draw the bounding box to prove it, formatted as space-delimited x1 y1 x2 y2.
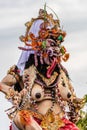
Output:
18 4 69 78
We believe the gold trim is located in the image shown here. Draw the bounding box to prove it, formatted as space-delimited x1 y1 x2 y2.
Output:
38 71 58 86
41 109 64 130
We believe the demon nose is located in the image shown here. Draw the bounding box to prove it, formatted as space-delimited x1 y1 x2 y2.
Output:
35 93 41 99
67 92 71 98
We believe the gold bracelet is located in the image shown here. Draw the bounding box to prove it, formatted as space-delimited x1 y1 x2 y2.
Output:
5 88 15 100
7 65 20 82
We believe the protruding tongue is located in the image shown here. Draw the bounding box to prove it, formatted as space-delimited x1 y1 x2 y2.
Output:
46 58 57 78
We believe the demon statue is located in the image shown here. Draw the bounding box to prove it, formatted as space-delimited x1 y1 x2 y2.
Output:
0 6 86 130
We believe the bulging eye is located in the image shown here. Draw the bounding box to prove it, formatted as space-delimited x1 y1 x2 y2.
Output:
31 83 44 101
51 42 55 46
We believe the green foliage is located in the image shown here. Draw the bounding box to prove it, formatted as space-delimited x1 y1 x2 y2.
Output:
84 95 87 103
76 111 87 130
76 95 87 130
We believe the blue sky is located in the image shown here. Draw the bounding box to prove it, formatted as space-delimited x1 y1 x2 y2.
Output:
0 0 87 129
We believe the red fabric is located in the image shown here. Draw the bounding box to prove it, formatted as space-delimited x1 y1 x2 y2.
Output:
59 118 79 130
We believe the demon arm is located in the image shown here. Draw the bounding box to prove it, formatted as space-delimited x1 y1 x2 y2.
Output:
0 72 17 94
0 81 42 130
0 68 23 106
0 68 42 130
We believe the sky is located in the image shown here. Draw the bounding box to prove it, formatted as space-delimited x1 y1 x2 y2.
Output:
0 0 87 129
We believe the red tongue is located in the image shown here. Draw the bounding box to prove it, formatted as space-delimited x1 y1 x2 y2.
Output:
46 58 57 78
